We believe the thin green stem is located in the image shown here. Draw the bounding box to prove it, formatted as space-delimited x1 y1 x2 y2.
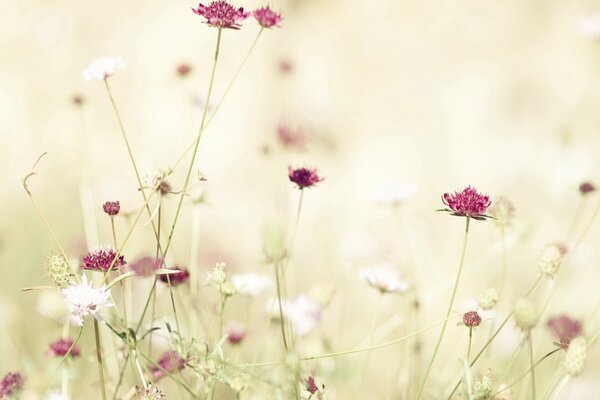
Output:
467 327 473 363
416 217 471 400
274 262 289 352
528 333 536 400
93 319 107 400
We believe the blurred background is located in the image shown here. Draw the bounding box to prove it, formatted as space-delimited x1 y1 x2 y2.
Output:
3 0 600 398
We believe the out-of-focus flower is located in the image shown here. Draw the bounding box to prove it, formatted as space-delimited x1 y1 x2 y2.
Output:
48 338 80 358
0 372 24 398
489 196 514 227
83 246 126 272
359 263 409 294
253 6 282 28
102 201 120 216
579 181 596 195
304 376 328 399
472 374 493 400
373 181 417 206
288 166 323 189
37 291 69 321
262 224 287 263
72 94 84 106
231 273 273 297
462 310 482 328
83 56 125 81
514 298 538 331
478 288 499 311
279 58 293 74
151 351 186 381
271 294 322 336
277 123 309 150
207 262 236 296
191 1 250 30
494 384 513 400
564 336 587 377
130 256 162 278
440 186 492 219
547 315 583 350
539 243 566 278
45 391 69 400
225 321 246 345
136 383 165 399
159 266 190 286
176 64 192 77
47 253 73 286
579 14 600 39
62 275 113 326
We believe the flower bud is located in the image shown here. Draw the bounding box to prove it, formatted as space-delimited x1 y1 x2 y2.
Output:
514 298 538 330
564 336 587 377
478 288 499 310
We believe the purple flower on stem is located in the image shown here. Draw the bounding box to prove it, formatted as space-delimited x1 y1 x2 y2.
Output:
83 246 126 272
159 266 190 286
0 372 24 398
579 181 596 195
439 186 492 220
547 315 583 350
191 1 250 30
462 311 482 328
151 351 186 381
253 6 283 28
288 166 323 189
48 338 80 358
102 201 120 216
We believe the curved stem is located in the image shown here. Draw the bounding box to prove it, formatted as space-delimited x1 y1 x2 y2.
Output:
93 319 107 400
416 217 471 400
528 333 536 400
274 262 289 352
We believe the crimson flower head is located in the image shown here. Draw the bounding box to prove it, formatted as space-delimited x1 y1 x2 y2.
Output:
253 6 283 28
48 338 80 358
102 201 120 216
177 63 192 77
440 186 492 220
159 266 190 286
462 311 482 328
151 351 186 381
547 315 583 350
0 372 24 398
579 181 596 195
191 1 250 30
288 166 323 189
83 246 126 272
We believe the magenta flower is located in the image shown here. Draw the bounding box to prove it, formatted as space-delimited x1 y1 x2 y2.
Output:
83 246 126 272
462 311 482 328
277 123 309 150
579 181 596 195
440 186 492 220
48 338 80 358
130 256 162 277
151 351 186 381
191 1 250 30
0 372 24 398
177 64 192 77
225 321 246 345
288 166 323 189
547 315 583 349
253 6 283 28
159 266 190 286
102 201 120 216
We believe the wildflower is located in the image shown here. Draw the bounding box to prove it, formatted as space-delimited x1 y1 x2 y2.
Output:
440 186 492 219
304 376 328 399
462 310 482 328
253 6 283 28
288 166 323 189
151 351 186 381
136 383 165 399
62 275 113 326
47 253 73 286
547 315 583 350
277 123 309 150
82 246 126 272
579 181 596 194
514 298 538 331
82 56 125 81
489 196 514 227
579 14 600 39
176 63 192 77
45 391 69 400
270 294 322 336
373 181 417 206
225 321 246 345
102 201 120 216
539 243 566 278
231 272 273 297
279 58 293 73
206 262 235 295
472 374 493 400
158 266 190 286
359 263 409 294
564 336 587 376
0 372 24 398
72 94 84 106
494 384 513 400
48 338 80 358
478 288 499 311
130 256 162 277
191 1 250 30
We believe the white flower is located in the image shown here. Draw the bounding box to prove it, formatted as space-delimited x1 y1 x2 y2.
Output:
207 262 228 286
45 391 69 400
83 56 126 81
579 14 600 39
231 273 274 297
62 275 113 326
373 181 417 206
359 263 409 294
564 336 588 377
269 294 322 336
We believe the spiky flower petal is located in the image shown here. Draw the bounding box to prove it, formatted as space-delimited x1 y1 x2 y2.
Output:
62 275 113 326
191 1 250 30
441 186 491 219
